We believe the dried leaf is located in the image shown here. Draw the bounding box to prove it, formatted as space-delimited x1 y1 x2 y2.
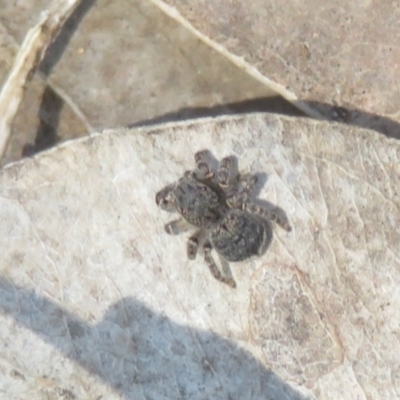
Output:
1 113 399 398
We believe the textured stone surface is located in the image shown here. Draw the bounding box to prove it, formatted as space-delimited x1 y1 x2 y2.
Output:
0 0 296 165
159 0 400 134
0 113 399 399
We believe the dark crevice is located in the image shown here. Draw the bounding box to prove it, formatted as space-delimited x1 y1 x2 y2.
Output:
39 0 98 77
22 86 63 156
129 96 305 128
305 101 400 140
26 0 98 158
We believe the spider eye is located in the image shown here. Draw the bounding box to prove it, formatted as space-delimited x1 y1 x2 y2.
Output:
196 184 208 192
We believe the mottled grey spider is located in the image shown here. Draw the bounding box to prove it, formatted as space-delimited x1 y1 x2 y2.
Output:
156 150 291 288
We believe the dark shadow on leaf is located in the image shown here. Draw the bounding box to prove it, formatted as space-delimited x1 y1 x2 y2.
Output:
129 96 305 128
26 0 97 158
39 0 98 76
132 97 400 142
305 101 400 140
22 86 63 156
0 277 307 400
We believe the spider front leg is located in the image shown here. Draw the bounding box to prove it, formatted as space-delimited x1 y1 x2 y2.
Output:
217 156 236 187
203 241 236 288
243 202 292 232
217 155 242 201
155 183 177 212
194 150 214 179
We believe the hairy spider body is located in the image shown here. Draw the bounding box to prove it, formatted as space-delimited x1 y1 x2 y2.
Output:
156 150 291 288
210 210 269 262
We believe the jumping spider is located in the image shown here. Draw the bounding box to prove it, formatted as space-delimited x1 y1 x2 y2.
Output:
156 150 291 288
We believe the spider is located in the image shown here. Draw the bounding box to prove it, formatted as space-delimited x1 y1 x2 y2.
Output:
156 150 291 288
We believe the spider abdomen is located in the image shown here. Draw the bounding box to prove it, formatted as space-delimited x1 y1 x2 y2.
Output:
211 210 268 262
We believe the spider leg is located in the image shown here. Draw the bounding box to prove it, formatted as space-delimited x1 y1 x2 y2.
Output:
164 218 191 235
217 156 236 187
155 183 176 212
226 174 258 208
203 241 237 288
217 155 242 201
187 229 204 260
242 202 292 232
194 150 215 179
218 255 236 285
239 174 258 199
